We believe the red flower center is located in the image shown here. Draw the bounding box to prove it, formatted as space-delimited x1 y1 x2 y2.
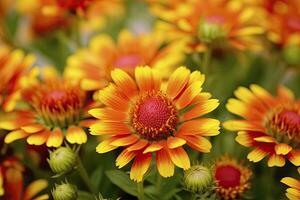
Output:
113 55 143 69
215 165 241 188
131 92 178 141
22 81 86 128
267 105 300 142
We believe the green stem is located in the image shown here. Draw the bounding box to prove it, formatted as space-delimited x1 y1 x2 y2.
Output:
191 193 198 200
202 44 212 74
77 156 100 196
137 181 145 200
74 17 82 48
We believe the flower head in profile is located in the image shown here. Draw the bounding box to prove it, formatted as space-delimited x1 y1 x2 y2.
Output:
149 0 264 52
281 168 300 200
64 30 185 92
0 70 97 147
89 66 220 182
213 156 252 200
0 156 49 200
0 47 35 112
224 85 300 167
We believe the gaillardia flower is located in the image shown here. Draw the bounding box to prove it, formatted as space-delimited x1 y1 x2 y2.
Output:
0 156 49 200
259 0 300 47
224 85 300 167
0 76 96 147
281 168 300 200
64 30 185 91
214 156 252 200
0 47 35 112
89 66 220 181
149 0 264 52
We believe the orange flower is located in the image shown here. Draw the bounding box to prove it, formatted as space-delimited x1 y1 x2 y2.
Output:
149 0 264 52
16 0 72 36
0 46 35 112
259 0 300 46
0 73 97 147
214 156 252 200
224 85 300 167
0 156 49 200
65 30 185 92
89 66 220 181
281 168 300 200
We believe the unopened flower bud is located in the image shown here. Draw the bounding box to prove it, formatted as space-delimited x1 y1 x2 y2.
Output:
183 165 214 194
52 181 78 200
48 147 77 174
198 20 226 43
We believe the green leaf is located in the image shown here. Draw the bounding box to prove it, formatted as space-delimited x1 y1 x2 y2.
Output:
105 170 138 196
91 166 104 192
77 191 95 200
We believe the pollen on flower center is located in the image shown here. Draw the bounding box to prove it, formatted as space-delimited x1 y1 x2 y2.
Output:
266 104 300 143
131 92 178 141
215 165 241 188
22 81 86 129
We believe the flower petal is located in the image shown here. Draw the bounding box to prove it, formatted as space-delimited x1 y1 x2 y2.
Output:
180 135 212 153
111 68 138 98
21 124 45 133
288 150 300 166
182 99 219 121
178 118 220 136
46 128 63 147
127 140 148 152
223 120 265 132
281 177 300 190
5 130 30 143
143 142 163 154
98 83 129 111
66 126 87 144
247 148 268 162
27 130 50 145
166 67 190 99
268 154 285 167
23 179 48 200
156 149 174 177
275 144 292 155
116 149 137 168
135 66 156 92
167 137 186 149
167 147 190 170
88 108 127 121
96 138 118 153
110 135 139 147
90 122 131 136
130 153 152 182
175 81 202 109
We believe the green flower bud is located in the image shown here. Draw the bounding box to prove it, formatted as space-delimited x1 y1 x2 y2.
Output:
183 165 214 194
198 20 226 43
48 147 77 174
52 181 78 200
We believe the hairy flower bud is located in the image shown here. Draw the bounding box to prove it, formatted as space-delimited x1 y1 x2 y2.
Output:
52 181 78 200
48 147 77 174
183 165 215 194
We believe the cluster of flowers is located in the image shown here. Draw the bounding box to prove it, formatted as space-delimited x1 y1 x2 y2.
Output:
0 0 300 200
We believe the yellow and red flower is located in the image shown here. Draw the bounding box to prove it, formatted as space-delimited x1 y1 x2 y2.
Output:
89 66 220 182
214 156 252 200
16 0 72 36
0 156 48 200
259 0 300 47
64 30 185 92
281 168 300 200
0 74 97 147
224 85 300 167
0 46 35 112
149 0 264 52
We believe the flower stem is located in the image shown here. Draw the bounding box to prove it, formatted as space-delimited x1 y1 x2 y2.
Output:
137 181 145 200
202 44 212 74
77 156 100 196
